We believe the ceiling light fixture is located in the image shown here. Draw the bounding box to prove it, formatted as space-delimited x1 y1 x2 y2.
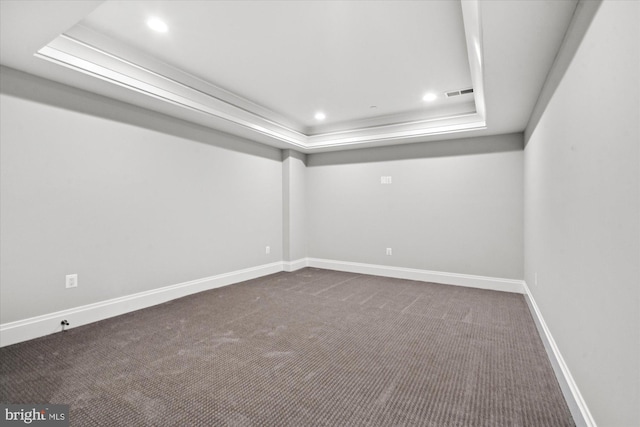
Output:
422 92 437 102
314 112 326 121
147 17 168 33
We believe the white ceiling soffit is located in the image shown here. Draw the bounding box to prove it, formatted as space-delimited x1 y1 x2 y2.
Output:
34 0 486 152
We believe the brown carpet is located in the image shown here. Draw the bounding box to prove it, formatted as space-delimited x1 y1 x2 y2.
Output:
1 268 574 426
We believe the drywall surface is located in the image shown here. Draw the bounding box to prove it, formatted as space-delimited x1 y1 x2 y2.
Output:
282 150 307 262
0 67 283 324
306 133 524 280
524 1 639 425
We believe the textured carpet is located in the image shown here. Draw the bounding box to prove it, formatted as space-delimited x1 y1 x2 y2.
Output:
1 268 574 426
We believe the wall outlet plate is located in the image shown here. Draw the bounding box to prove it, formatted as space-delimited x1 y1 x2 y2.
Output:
65 274 78 288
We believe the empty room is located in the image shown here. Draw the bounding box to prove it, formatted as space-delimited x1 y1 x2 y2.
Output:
0 0 638 426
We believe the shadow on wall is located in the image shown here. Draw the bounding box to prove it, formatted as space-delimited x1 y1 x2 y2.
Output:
307 133 524 167
0 66 281 162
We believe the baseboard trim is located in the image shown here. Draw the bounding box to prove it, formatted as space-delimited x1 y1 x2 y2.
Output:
522 281 596 427
0 259 524 347
0 261 284 348
0 259 595 426
306 258 525 294
283 258 309 272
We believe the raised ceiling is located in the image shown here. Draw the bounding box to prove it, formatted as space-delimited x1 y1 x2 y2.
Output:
0 0 578 152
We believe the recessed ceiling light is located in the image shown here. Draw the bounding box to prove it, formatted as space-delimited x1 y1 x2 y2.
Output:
314 112 326 121
422 92 437 102
147 17 168 33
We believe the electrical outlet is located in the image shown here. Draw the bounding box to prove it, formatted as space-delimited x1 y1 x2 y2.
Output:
386 248 393 256
380 176 393 184
65 274 78 288
266 246 271 255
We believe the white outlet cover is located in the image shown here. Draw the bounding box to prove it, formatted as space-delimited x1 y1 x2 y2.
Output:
65 274 78 288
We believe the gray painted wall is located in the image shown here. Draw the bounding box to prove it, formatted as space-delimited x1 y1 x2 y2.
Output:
524 1 639 425
306 134 524 280
0 67 283 324
282 150 307 262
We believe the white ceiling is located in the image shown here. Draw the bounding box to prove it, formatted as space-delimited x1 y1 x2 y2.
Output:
0 0 578 153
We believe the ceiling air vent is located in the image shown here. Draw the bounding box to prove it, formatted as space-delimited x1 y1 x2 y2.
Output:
445 88 474 98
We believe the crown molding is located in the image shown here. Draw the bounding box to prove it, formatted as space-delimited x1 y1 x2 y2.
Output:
34 0 486 153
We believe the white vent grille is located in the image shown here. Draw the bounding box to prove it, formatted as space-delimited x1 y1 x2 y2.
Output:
445 88 474 98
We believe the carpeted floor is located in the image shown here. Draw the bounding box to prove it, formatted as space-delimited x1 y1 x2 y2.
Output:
1 268 574 426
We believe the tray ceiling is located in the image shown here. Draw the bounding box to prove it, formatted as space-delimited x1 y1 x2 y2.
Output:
0 0 578 152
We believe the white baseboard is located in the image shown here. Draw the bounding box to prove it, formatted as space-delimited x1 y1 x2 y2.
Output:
283 258 309 272
306 258 525 294
0 261 284 348
0 259 596 427
522 281 596 427
0 259 524 348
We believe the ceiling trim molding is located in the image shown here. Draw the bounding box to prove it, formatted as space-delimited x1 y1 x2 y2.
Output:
461 0 486 121
36 36 308 148
34 0 486 152
307 113 486 148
